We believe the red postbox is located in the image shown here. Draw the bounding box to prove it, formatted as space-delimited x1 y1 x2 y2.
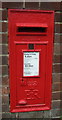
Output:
8 9 54 112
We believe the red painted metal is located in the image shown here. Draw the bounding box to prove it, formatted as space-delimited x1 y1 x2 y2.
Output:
8 9 54 112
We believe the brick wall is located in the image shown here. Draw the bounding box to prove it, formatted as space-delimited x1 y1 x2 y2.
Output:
0 1 62 119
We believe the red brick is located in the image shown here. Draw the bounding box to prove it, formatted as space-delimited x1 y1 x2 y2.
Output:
2 10 8 20
53 64 61 73
2 86 9 95
60 43 62 54
2 2 23 9
0 22 2 32
54 34 61 43
2 65 8 76
40 2 60 10
2 56 8 65
0 67 2 76
0 8 2 20
53 55 60 63
55 24 62 33
0 56 2 65
55 13 62 22
52 83 60 92
60 35 62 43
60 55 62 63
2 44 8 54
2 76 9 85
1 34 8 44
52 73 60 83
0 86 2 94
60 82 62 91
25 2 39 9
2 22 8 32
0 34 2 44
52 92 60 100
0 76 2 85
2 95 9 105
0 44 2 54
54 43 60 55
60 24 62 33
0 1 2 8
0 44 8 54
61 2 62 11
0 56 8 66
60 73 62 83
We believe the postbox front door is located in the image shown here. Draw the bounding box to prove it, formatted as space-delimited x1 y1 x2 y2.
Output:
15 42 48 106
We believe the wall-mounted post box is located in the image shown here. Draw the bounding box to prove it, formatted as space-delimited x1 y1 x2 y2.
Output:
8 9 54 112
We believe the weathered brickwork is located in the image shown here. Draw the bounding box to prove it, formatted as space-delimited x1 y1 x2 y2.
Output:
0 1 61 119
